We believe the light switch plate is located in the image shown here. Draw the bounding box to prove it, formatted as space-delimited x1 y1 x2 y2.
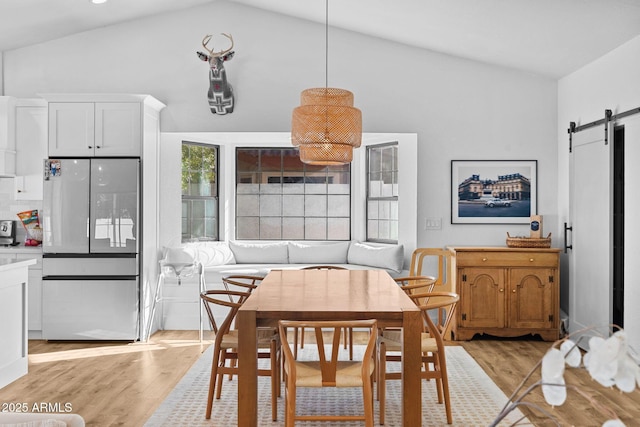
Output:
425 217 442 230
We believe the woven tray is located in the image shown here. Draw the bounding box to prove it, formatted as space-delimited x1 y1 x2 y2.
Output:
506 232 552 248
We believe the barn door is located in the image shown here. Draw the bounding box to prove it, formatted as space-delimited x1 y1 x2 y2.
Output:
568 124 612 338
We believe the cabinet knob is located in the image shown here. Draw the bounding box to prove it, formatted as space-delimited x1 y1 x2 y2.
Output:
482 257 487 262
512 289 516 293
499 288 504 292
530 258 534 262
96 146 101 149
88 146 93 149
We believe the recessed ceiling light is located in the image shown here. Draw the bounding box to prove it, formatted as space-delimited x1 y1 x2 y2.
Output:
90 0 108 4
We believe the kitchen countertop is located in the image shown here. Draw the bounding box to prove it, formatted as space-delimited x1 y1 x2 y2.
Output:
0 245 43 254
0 258 37 272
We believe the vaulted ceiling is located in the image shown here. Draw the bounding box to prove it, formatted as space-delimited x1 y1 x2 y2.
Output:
1 0 639 78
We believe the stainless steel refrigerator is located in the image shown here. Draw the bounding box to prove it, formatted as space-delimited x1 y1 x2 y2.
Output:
41 158 140 340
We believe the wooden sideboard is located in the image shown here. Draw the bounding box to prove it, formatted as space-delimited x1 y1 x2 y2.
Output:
448 246 561 341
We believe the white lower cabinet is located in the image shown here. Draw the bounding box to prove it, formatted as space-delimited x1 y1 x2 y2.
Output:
0 251 43 335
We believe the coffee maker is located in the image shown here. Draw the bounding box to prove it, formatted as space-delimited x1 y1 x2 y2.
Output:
0 220 17 246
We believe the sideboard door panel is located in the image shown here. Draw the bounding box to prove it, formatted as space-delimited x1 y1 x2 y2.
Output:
459 268 504 329
509 268 554 329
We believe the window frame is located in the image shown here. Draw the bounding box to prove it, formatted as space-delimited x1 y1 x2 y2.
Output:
235 147 352 241
181 141 220 242
366 141 399 244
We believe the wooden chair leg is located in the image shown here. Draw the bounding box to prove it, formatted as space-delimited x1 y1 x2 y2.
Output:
349 327 354 360
285 383 296 427
270 339 278 421
378 341 386 425
431 354 444 404
227 350 236 381
364 379 374 427
438 351 452 424
206 350 221 419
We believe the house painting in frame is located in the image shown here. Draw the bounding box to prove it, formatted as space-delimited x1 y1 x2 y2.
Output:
451 160 537 224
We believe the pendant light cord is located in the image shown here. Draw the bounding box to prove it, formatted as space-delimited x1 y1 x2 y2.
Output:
325 0 329 89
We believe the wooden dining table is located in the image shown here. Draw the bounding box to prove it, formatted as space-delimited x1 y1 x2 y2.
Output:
236 268 423 426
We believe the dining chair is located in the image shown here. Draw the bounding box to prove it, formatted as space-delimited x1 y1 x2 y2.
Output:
409 248 452 292
222 274 264 292
200 289 281 421
379 276 436 340
278 319 378 427
376 275 437 350
394 275 437 305
377 291 459 425
218 275 268 378
373 275 437 397
298 266 353 360
409 248 454 339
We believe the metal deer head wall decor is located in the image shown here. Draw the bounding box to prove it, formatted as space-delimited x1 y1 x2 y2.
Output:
197 33 235 115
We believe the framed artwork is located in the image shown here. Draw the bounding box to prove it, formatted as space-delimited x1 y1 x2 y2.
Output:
451 160 537 224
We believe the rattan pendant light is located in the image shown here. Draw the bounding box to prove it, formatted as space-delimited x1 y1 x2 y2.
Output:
291 0 362 165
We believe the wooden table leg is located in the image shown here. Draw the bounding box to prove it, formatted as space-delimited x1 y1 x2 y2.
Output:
237 310 258 427
402 310 422 426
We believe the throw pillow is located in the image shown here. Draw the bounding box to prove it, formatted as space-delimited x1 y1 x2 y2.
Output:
229 241 289 264
347 242 404 273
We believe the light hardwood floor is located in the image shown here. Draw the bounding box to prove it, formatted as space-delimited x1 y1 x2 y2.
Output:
1 331 639 426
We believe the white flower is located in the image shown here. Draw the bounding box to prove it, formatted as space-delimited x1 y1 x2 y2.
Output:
560 339 582 368
614 352 640 393
584 330 640 392
585 335 620 387
541 347 567 406
602 419 626 427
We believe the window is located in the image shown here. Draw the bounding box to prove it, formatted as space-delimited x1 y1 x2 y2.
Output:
236 148 350 240
367 143 398 243
182 142 219 241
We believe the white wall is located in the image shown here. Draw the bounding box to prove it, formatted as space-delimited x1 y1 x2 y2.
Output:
2 1 559 253
558 35 640 346
0 52 4 95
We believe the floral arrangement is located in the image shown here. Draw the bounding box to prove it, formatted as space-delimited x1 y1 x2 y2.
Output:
491 326 640 427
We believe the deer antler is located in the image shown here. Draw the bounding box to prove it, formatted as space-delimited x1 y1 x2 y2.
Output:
202 33 234 57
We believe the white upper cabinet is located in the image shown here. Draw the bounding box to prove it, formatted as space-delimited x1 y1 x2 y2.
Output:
0 97 17 176
48 101 141 157
15 99 48 200
48 102 94 156
95 103 142 157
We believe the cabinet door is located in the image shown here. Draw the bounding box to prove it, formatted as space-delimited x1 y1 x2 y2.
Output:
94 103 141 156
48 103 95 156
15 105 47 200
459 267 505 328
509 268 555 330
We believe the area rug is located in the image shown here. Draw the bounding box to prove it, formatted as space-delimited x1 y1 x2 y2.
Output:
144 345 527 426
